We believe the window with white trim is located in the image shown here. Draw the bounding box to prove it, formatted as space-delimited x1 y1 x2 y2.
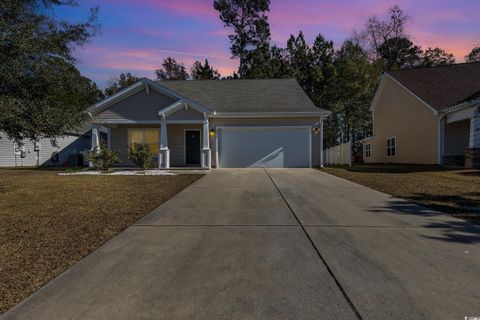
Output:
386 137 396 157
129 128 159 154
365 144 371 158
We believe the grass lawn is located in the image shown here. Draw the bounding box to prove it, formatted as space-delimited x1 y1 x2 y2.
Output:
323 164 480 223
0 168 202 314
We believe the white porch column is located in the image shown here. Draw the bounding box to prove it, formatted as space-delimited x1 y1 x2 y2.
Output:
158 114 170 168
466 106 480 168
201 115 211 169
319 119 324 167
91 124 100 151
89 123 100 167
469 106 480 148
438 115 446 166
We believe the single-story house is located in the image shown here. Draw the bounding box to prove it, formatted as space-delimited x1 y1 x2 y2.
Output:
0 130 92 167
89 78 330 168
362 62 480 168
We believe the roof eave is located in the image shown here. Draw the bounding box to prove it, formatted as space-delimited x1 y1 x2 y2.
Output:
441 97 480 114
369 73 386 112
89 78 214 117
359 136 374 143
211 111 331 118
159 99 213 117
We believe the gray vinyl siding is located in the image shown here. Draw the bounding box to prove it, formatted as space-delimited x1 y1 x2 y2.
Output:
470 115 480 148
96 89 178 121
0 132 90 167
108 119 320 168
110 126 130 165
109 124 204 167
209 117 320 168
168 124 203 166
167 108 204 121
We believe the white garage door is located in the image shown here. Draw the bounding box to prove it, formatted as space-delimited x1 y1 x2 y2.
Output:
217 126 311 168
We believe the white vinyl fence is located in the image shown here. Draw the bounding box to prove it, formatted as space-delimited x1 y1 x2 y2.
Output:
323 141 352 166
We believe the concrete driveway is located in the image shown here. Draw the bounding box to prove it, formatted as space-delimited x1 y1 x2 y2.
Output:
3 169 480 319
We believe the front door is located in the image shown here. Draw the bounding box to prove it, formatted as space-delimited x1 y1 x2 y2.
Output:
185 130 201 165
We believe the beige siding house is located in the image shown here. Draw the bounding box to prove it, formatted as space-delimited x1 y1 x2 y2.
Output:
363 62 480 168
89 78 329 168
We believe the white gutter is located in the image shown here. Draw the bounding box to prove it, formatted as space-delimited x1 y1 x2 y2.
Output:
359 136 374 143
211 111 331 118
440 97 480 115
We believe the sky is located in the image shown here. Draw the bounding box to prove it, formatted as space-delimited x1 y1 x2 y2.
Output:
56 0 480 88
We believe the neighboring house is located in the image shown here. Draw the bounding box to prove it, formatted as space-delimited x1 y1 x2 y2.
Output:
0 131 91 167
362 62 480 168
89 78 330 168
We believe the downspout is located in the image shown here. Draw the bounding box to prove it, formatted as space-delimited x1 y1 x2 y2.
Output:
319 118 324 167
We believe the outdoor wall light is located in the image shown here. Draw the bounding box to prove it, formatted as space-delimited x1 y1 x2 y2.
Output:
313 127 320 134
209 128 216 137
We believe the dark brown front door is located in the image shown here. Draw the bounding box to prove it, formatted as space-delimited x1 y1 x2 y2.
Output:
185 130 201 165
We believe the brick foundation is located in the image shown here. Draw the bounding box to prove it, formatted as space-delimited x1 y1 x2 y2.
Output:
465 148 480 168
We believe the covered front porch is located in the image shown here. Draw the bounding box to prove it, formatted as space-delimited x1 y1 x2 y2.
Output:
439 102 480 168
91 100 213 169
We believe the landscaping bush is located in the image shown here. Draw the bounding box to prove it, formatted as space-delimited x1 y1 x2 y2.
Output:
86 141 120 172
128 143 153 171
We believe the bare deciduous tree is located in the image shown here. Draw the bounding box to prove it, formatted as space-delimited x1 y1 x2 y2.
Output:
355 5 411 69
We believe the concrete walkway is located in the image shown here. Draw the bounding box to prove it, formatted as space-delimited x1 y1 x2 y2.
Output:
3 169 480 319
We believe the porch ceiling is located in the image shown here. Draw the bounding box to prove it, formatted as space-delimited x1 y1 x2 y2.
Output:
445 104 476 123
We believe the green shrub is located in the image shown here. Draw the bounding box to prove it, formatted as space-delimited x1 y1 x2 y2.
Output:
86 141 120 172
128 143 153 171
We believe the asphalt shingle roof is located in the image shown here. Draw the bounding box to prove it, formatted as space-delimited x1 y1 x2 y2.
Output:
387 62 480 111
159 78 324 113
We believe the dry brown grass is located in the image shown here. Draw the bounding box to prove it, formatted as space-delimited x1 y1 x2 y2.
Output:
323 164 480 222
0 168 202 314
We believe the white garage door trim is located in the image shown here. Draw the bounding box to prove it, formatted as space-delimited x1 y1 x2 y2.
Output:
215 125 312 168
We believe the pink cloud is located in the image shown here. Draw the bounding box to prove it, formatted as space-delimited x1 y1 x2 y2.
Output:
410 30 477 61
269 1 391 32
73 0 480 85
131 27 176 38
207 29 230 37
76 45 237 84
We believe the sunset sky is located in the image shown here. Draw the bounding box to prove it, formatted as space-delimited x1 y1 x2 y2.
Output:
56 0 480 87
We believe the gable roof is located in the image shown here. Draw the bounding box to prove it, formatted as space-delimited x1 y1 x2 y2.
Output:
158 78 327 114
89 79 212 116
386 62 480 112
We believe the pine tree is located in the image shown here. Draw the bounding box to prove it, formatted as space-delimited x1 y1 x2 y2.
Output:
191 59 221 80
213 0 271 77
155 57 189 80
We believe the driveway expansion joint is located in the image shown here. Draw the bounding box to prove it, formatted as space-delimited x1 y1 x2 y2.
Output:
264 168 364 320
132 224 301 227
304 225 429 228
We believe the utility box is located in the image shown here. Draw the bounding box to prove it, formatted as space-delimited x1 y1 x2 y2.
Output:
13 145 22 156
